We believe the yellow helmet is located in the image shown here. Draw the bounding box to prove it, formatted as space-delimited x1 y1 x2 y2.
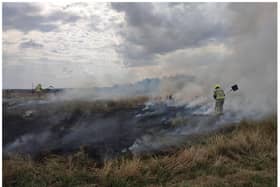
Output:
214 84 220 89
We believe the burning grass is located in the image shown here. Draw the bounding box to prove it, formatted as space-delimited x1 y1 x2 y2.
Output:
3 115 276 187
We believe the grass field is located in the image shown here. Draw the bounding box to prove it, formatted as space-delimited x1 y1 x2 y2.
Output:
3 115 276 187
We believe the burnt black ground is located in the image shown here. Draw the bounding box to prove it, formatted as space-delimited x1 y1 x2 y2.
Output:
3 98 188 160
3 96 240 162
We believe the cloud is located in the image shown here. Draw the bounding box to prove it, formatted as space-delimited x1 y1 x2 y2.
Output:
3 3 81 32
112 3 161 27
111 3 230 66
20 39 44 49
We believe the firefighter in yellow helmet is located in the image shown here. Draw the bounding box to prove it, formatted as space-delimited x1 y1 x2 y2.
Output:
213 84 225 114
35 83 43 97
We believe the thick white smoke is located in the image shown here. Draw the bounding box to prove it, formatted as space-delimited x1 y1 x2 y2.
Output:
212 3 276 116
156 3 276 117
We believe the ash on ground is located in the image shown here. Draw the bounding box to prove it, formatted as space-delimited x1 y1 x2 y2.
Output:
3 95 242 162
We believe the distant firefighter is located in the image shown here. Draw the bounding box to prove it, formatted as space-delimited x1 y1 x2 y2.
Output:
213 84 225 114
35 83 43 97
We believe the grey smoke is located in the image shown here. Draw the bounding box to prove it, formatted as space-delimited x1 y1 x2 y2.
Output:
4 98 245 158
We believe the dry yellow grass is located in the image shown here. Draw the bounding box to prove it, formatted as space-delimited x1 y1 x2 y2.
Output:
99 157 142 178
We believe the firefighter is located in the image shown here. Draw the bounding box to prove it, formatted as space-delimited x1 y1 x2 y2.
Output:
35 83 43 97
213 84 225 114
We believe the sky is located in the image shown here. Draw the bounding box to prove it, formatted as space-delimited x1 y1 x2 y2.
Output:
2 2 277 97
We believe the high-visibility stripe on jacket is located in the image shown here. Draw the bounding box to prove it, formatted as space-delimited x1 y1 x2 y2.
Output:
214 88 225 100
35 84 42 92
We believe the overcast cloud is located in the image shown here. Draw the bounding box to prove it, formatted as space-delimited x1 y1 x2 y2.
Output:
3 3 81 32
111 3 231 66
